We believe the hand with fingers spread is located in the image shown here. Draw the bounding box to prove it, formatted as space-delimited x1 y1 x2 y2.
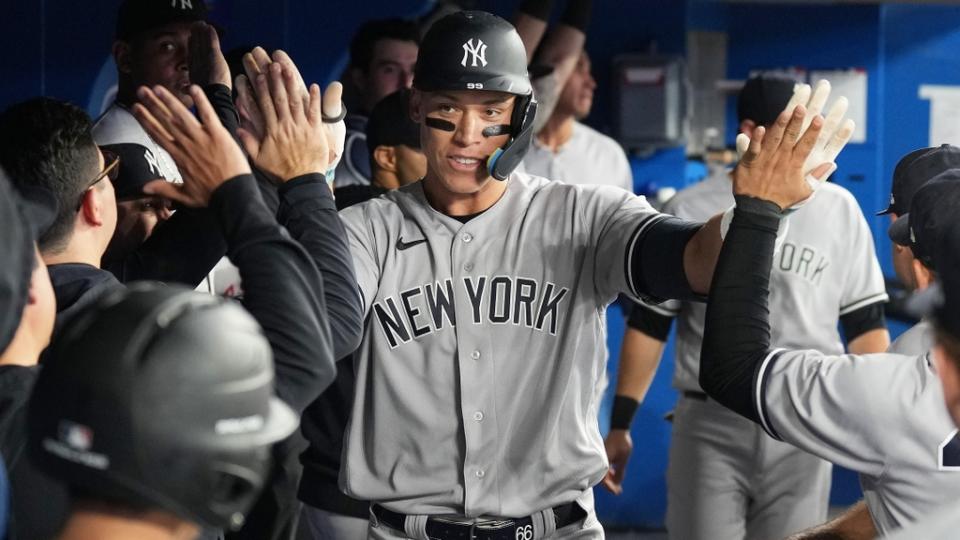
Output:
601 429 633 495
235 61 330 182
733 105 835 211
188 21 231 89
736 80 855 202
132 85 251 207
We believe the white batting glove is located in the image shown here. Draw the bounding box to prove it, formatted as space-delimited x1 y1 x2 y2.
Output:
736 79 855 210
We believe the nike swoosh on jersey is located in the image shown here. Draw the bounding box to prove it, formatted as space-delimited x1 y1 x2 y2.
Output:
396 237 427 251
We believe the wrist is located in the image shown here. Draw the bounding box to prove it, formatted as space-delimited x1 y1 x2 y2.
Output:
610 395 639 430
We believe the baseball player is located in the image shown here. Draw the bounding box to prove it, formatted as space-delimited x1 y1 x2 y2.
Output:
697 103 960 540
327 11 842 539
334 18 420 189
602 76 890 540
27 286 300 540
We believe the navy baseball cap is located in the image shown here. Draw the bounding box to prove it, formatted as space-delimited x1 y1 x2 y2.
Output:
0 167 56 353
737 75 796 128
102 143 167 201
115 0 210 40
879 145 960 216
888 171 960 270
907 218 960 339
366 89 421 153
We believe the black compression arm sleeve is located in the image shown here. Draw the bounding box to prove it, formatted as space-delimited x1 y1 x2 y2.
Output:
630 216 702 303
277 174 363 359
560 0 592 32
626 301 674 341
699 197 782 424
518 0 554 21
211 174 335 412
840 302 887 343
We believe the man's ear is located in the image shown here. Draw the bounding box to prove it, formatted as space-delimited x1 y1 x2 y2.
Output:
912 258 935 290
79 189 106 228
113 40 133 75
373 145 398 173
739 119 756 139
409 89 423 123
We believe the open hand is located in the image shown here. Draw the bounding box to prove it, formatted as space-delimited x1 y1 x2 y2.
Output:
601 429 633 495
188 22 231 89
132 85 251 207
234 48 346 181
733 105 835 210
736 80 855 201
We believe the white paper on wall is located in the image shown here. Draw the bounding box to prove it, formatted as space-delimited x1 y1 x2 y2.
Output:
810 69 868 144
919 84 960 147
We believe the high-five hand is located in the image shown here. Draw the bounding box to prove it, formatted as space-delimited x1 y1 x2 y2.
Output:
132 85 251 207
733 105 835 211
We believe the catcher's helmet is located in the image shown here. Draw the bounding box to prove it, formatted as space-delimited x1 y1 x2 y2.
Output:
28 284 297 531
414 10 538 180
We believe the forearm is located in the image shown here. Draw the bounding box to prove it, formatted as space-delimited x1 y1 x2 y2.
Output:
785 501 875 540
848 328 890 355
211 174 335 411
615 328 666 402
699 198 781 422
277 174 363 359
113 207 226 286
204 84 240 144
682 213 723 295
535 0 591 85
513 0 553 61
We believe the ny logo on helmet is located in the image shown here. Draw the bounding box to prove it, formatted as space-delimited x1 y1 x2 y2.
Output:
461 39 488 68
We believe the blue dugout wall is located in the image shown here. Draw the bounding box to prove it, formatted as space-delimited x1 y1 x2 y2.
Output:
4 0 960 531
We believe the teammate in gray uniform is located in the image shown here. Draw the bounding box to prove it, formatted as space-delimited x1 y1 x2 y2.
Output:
602 75 889 540
522 50 633 192
331 12 845 540
698 119 960 540
782 145 960 540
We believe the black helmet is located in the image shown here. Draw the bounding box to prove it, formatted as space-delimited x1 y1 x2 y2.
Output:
28 284 297 531
414 11 538 180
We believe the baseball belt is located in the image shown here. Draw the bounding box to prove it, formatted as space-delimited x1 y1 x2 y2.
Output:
372 501 586 540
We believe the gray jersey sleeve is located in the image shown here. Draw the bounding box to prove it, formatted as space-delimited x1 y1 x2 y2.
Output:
756 349 920 477
583 186 665 302
838 191 889 314
339 201 390 314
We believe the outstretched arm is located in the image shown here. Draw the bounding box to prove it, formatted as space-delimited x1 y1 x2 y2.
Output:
698 105 829 418
133 84 336 412
785 501 876 540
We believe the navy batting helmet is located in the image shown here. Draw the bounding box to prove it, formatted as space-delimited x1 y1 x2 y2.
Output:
414 11 538 181
28 284 297 531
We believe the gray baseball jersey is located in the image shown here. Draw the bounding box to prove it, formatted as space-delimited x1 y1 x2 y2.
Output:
755 349 960 533
888 318 934 355
881 499 960 539
521 122 633 192
339 172 662 517
644 166 887 391
93 103 182 183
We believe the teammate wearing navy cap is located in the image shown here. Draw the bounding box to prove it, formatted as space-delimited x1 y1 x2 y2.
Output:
698 121 960 537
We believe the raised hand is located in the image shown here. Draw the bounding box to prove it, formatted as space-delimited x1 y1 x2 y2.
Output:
234 48 346 180
188 22 231 89
236 61 330 182
601 429 633 495
733 105 835 211
736 80 855 202
132 85 251 207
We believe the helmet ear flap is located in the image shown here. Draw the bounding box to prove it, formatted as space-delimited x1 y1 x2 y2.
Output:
487 96 538 180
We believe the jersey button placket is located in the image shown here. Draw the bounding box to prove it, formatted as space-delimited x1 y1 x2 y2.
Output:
452 228 495 514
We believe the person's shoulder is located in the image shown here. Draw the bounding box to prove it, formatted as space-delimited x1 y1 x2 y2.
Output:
663 170 732 218
92 104 143 142
574 122 627 155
